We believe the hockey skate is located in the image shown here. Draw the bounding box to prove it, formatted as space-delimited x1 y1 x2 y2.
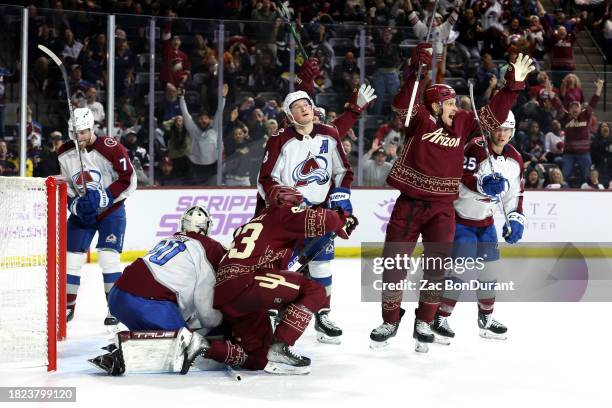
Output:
104 310 119 326
66 307 75 323
88 344 125 376
413 319 435 353
264 341 311 375
180 332 210 375
431 313 454 345
369 308 405 350
478 312 508 340
314 309 342 345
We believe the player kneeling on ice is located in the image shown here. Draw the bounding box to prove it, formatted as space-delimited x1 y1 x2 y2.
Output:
89 206 226 375
181 187 358 376
432 111 525 343
58 107 137 327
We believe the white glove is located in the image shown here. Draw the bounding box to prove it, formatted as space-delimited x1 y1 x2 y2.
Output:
357 84 377 108
511 53 536 82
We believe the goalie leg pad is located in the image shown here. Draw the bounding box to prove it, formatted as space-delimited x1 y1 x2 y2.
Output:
107 287 187 330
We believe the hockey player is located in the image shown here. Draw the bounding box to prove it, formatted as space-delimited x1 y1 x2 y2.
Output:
368 43 534 351
433 111 524 342
181 186 358 375
255 80 373 345
57 107 137 325
89 205 225 375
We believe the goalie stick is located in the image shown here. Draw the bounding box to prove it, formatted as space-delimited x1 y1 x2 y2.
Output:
38 44 87 195
468 80 512 236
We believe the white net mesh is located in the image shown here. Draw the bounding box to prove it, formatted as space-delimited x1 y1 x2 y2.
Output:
0 177 50 368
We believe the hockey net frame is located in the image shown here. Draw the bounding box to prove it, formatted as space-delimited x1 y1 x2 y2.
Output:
0 176 67 371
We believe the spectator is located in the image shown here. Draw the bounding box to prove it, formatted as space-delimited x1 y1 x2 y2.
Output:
155 156 179 186
445 41 470 78
526 15 546 60
246 108 267 142
85 86 105 128
544 119 565 166
0 69 8 138
373 116 403 147
518 121 546 163
591 122 612 185
15 105 43 149
553 79 604 184
341 137 359 170
548 25 577 87
115 29 135 97
458 95 472 111
223 126 261 186
158 83 182 122
531 90 557 134
524 168 545 189
160 23 192 88
333 51 360 90
475 54 499 105
123 128 150 186
559 73 584 109
116 95 138 128
61 29 83 63
456 6 483 59
371 27 401 115
33 131 62 177
250 48 283 94
163 115 191 182
545 167 569 189
528 71 557 101
179 90 218 185
581 169 605 189
0 140 17 176
362 143 392 187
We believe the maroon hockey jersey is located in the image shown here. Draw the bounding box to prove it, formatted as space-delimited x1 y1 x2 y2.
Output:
553 94 599 154
213 205 345 308
387 68 523 203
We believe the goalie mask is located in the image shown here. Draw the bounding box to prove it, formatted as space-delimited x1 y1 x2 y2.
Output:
180 206 213 236
282 91 314 126
68 107 95 140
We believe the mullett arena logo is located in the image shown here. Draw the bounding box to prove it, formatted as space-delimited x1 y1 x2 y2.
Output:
292 152 330 187
421 128 460 147
156 193 258 238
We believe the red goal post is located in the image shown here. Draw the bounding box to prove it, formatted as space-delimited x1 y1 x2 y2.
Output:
0 176 67 371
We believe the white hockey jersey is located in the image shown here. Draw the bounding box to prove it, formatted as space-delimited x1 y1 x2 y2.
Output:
454 137 524 227
257 123 353 205
57 136 137 217
114 231 226 332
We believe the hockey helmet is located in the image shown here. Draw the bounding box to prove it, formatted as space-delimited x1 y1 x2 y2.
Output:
282 91 314 125
497 110 516 140
68 107 95 140
181 205 213 236
424 84 456 112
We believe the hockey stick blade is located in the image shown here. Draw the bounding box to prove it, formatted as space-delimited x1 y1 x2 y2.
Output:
38 44 63 67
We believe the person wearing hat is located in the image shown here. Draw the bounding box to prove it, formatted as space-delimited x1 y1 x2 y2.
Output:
123 128 150 186
155 156 179 186
362 141 392 187
552 79 605 184
34 131 63 177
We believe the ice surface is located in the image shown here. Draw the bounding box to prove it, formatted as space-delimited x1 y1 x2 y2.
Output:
1 259 610 408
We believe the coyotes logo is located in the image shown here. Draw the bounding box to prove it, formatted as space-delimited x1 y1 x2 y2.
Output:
292 152 330 187
421 128 460 148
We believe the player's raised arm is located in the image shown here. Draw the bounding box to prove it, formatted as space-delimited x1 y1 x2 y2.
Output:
392 42 432 125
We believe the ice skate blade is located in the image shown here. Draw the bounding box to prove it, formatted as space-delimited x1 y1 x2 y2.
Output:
433 333 451 345
316 331 341 345
369 339 390 350
479 329 507 340
87 357 109 374
264 361 311 375
415 340 429 353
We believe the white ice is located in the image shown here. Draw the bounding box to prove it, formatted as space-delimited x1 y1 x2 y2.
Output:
1 259 610 408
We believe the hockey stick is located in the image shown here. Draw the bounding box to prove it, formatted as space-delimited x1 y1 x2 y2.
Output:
38 44 87 196
274 0 309 63
292 216 356 274
468 80 512 236
404 0 439 127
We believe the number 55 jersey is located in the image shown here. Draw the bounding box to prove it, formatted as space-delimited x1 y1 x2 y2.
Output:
113 231 227 330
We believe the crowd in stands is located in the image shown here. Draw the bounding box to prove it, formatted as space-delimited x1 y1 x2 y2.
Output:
0 0 610 189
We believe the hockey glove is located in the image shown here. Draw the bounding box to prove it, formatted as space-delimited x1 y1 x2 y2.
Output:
345 84 378 116
328 187 352 214
295 57 320 93
478 173 509 198
503 212 525 244
510 53 535 82
409 42 433 73
335 208 359 240
84 185 114 210
69 195 97 217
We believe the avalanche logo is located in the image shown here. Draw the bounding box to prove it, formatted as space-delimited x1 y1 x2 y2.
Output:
292 153 330 187
72 169 102 194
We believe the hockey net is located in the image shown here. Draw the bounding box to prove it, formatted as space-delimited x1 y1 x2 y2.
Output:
0 176 67 371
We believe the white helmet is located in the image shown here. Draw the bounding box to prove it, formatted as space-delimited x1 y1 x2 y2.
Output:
68 107 95 140
180 205 213 236
282 91 314 125
498 110 515 139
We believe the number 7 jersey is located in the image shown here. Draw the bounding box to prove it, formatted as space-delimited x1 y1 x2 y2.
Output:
213 205 346 308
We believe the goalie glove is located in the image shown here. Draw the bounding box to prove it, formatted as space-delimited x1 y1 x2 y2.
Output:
503 212 525 244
